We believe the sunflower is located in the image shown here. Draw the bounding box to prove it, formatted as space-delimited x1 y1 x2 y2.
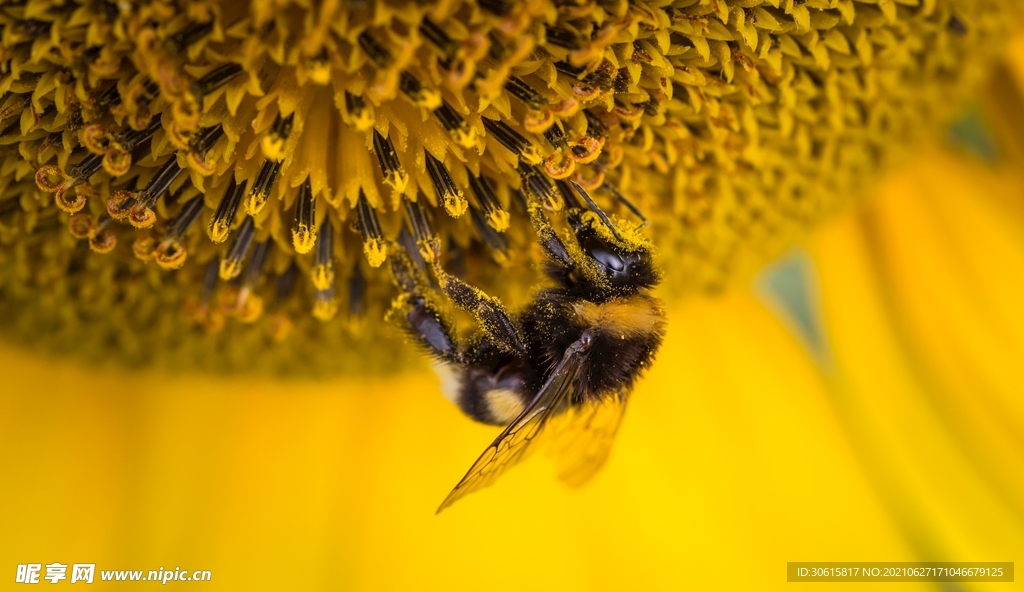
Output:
0 0 1019 372
1 1 1024 590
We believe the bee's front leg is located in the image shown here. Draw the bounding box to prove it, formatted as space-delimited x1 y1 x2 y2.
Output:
387 246 463 364
425 240 528 357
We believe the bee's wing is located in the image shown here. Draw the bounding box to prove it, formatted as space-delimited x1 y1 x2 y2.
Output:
546 390 628 487
436 334 590 513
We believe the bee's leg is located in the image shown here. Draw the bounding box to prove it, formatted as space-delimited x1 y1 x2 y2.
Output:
425 240 528 357
388 244 462 364
520 189 573 272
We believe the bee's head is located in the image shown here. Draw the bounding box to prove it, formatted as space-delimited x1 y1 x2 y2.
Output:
568 210 660 294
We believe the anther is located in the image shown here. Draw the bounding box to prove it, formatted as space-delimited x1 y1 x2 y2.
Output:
403 195 436 260
128 157 184 228
155 195 205 269
478 0 512 16
470 205 510 263
164 21 214 54
219 216 256 280
433 101 475 148
209 177 247 243
372 129 409 194
357 32 393 68
312 286 338 322
481 118 541 165
245 159 283 215
398 71 441 109
356 189 388 267
544 26 582 50
468 174 509 232
192 63 243 98
311 220 335 291
275 263 299 307
583 109 608 138
419 19 456 57
424 151 466 218
543 123 568 149
503 76 547 110
236 239 270 322
344 91 373 131
518 163 561 211
292 177 317 254
261 113 294 161
348 260 367 321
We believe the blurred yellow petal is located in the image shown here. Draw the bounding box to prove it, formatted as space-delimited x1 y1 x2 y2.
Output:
809 147 1024 566
1 290 923 590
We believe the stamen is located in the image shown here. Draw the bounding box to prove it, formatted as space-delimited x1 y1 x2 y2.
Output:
343 91 373 131
292 177 317 254
245 159 282 215
372 129 409 194
397 225 428 272
348 260 366 320
193 63 243 98
219 216 256 280
470 205 509 262
419 19 455 57
155 194 204 269
518 163 561 211
356 189 388 267
188 125 225 173
164 21 214 54
209 177 247 243
583 109 607 138
569 179 622 240
129 157 185 228
434 101 475 148
481 118 541 165
424 150 466 218
543 123 568 149
104 119 162 176
275 263 299 307
555 179 583 210
503 76 547 110
312 286 338 321
261 113 294 161
357 32 393 68
478 0 512 16
311 219 335 291
398 71 441 109
403 195 436 260
236 239 270 322
544 26 581 50
468 174 509 232
202 256 220 304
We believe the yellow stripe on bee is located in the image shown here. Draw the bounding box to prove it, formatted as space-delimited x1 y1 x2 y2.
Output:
485 388 526 424
572 296 664 338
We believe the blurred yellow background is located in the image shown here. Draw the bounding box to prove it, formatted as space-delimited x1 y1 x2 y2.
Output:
2 143 1023 590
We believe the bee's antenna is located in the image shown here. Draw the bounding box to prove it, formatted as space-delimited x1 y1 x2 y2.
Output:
601 181 648 226
555 179 583 209
569 179 623 241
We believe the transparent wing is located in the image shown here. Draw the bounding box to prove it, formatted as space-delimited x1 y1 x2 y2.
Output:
436 334 590 513
546 390 629 487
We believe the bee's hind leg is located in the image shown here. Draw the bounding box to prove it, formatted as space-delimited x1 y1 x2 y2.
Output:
387 241 463 365
424 239 528 357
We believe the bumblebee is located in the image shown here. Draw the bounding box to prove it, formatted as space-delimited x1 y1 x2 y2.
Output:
389 181 665 512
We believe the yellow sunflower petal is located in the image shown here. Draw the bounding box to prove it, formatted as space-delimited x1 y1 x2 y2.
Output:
0 291 920 590
809 148 1024 562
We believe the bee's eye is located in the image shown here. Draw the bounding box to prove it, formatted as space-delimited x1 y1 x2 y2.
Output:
588 242 625 272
